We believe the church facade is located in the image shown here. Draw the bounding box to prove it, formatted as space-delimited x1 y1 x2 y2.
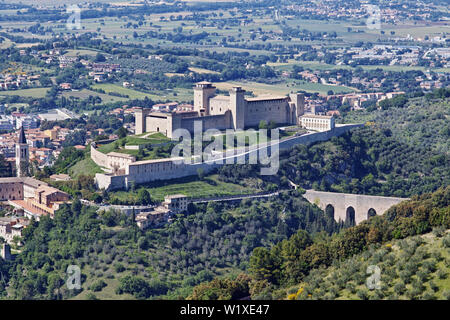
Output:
136 82 305 138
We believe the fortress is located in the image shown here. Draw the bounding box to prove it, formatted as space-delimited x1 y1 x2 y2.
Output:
136 82 305 138
92 81 362 191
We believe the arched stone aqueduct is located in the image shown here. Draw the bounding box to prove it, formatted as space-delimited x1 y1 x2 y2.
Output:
303 190 409 225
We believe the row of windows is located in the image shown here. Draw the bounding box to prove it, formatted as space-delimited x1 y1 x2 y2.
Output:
0 188 21 194
303 119 331 123
132 162 179 173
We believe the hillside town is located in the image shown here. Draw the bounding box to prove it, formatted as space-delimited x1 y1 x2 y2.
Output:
0 0 449 304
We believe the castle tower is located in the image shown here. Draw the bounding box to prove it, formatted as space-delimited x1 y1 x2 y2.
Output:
15 126 29 177
135 108 146 135
193 81 216 115
229 86 245 130
289 93 305 124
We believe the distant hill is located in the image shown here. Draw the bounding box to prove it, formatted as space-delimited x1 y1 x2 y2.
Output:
189 186 450 300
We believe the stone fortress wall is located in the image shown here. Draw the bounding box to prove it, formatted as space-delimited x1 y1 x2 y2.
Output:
90 144 109 168
136 82 304 138
93 123 364 191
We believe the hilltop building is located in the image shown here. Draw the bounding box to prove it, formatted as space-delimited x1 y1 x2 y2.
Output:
92 82 363 191
135 194 188 230
300 114 335 132
135 81 305 138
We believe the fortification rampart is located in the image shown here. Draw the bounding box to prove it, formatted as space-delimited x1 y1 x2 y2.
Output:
90 144 108 168
94 123 364 191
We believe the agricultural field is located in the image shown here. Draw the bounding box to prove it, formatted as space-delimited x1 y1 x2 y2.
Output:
0 87 50 98
214 79 356 95
64 49 102 57
91 83 193 103
61 88 128 104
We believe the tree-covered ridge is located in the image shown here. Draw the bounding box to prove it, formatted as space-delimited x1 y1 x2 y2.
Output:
249 187 450 290
276 126 449 197
0 192 340 300
189 186 450 300
216 95 449 199
286 231 450 300
342 91 450 155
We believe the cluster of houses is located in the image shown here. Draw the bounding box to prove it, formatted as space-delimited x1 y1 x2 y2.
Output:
291 64 447 92
0 72 40 91
0 177 71 245
0 125 71 169
135 194 188 230
326 91 406 109
286 2 441 23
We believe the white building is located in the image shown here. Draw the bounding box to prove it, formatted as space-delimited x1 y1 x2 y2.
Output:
300 115 335 132
15 116 38 130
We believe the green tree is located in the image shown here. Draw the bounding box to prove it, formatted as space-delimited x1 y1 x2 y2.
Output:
137 189 151 205
116 127 128 139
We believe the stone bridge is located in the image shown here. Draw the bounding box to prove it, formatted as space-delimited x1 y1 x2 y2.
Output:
303 190 409 225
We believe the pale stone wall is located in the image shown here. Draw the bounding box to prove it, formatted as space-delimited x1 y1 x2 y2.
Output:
95 173 127 191
146 114 169 136
289 93 305 120
23 183 37 198
194 84 216 114
135 108 150 135
90 144 109 168
107 152 135 170
229 87 245 129
179 112 231 133
209 97 230 115
244 99 290 127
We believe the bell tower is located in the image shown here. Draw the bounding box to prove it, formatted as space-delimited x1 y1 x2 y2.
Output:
15 126 29 177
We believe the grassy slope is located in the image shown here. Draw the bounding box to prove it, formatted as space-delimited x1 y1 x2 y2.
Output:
0 87 50 98
112 174 262 202
68 157 104 178
287 231 450 300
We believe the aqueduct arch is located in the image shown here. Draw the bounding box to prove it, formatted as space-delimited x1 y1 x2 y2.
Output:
303 190 409 225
